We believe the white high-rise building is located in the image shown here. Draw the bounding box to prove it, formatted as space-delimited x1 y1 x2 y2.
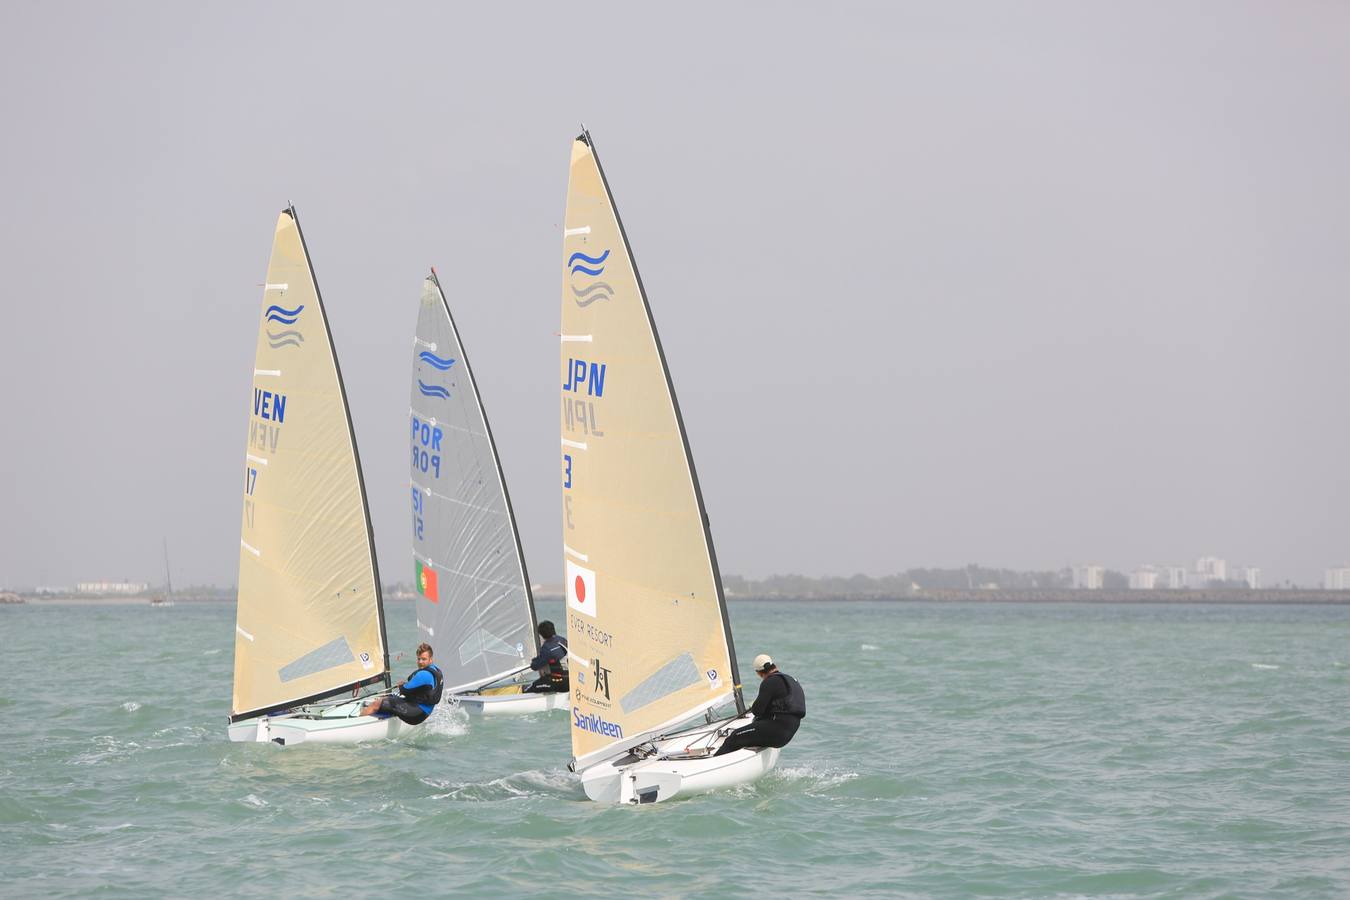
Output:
1325 567 1350 590
1129 567 1159 590
1195 556 1227 582
1235 567 1261 589
1073 565 1104 590
1164 566 1187 589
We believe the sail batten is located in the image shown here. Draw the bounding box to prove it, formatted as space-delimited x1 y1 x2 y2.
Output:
231 208 388 722
410 272 538 692
561 133 742 770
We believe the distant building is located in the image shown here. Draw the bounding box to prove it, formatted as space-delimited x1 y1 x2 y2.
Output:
1129 567 1159 590
1195 556 1227 583
1072 565 1104 590
1235 566 1261 589
1326 567 1350 590
75 581 149 595
1164 566 1187 589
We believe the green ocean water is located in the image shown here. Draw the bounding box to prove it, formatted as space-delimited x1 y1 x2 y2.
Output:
2 599 1348 898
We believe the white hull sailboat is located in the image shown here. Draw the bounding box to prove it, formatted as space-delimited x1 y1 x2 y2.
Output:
228 207 402 746
579 716 781 804
559 131 777 803
408 271 562 717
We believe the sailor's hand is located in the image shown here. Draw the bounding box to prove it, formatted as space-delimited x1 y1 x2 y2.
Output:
396 680 405 688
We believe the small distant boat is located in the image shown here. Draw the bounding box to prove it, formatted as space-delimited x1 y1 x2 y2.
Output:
150 538 175 607
409 271 562 716
559 131 778 803
227 207 402 746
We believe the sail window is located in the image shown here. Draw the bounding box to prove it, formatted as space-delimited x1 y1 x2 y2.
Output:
619 652 702 715
457 628 522 666
278 636 357 683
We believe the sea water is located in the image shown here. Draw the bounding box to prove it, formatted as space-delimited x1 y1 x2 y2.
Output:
1 600 1348 897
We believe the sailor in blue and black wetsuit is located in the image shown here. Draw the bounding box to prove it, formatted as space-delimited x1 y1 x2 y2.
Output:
713 653 806 756
359 642 443 725
524 621 569 693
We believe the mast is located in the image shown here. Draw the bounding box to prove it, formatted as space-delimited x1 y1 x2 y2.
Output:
162 538 173 600
581 131 745 716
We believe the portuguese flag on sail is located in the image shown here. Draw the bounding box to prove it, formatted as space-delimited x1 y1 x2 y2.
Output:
415 559 439 602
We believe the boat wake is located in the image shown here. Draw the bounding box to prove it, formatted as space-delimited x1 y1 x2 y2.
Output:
417 704 471 739
423 767 578 802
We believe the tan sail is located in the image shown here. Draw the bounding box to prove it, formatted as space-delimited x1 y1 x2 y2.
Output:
560 134 742 770
231 208 388 722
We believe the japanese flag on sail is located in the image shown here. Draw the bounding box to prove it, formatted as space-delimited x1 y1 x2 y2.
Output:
566 559 596 618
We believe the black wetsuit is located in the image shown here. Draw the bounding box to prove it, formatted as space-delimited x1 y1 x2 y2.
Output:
713 671 806 756
525 635 570 693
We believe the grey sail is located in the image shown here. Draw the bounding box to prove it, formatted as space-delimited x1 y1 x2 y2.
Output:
409 271 538 693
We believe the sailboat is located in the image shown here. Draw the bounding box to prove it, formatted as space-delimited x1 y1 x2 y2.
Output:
150 538 175 607
409 270 560 716
227 206 402 746
559 131 779 803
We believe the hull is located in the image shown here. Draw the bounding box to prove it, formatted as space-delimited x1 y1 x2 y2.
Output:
578 715 781 804
450 690 565 717
226 699 412 746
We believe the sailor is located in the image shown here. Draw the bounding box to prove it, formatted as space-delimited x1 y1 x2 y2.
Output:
359 642 443 725
712 654 806 756
524 621 569 693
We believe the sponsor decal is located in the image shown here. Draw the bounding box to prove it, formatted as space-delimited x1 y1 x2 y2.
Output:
415 559 439 602
566 559 596 618
573 707 623 739
592 659 612 700
360 651 373 671
706 668 721 689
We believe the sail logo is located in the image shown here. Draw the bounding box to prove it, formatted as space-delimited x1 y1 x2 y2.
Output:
415 559 439 602
566 559 596 618
573 707 623 739
417 352 455 400
568 249 614 307
562 358 606 397
265 304 305 350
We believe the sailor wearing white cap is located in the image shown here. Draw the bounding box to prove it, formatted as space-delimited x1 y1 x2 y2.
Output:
712 652 806 757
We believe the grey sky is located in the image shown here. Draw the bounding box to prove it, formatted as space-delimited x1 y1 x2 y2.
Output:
1 2 1347 589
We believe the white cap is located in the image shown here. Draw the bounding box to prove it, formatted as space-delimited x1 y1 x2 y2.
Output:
752 653 774 672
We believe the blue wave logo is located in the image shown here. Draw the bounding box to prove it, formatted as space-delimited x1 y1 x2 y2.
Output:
418 351 456 370
267 329 305 350
417 380 450 400
568 249 610 277
264 304 304 325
